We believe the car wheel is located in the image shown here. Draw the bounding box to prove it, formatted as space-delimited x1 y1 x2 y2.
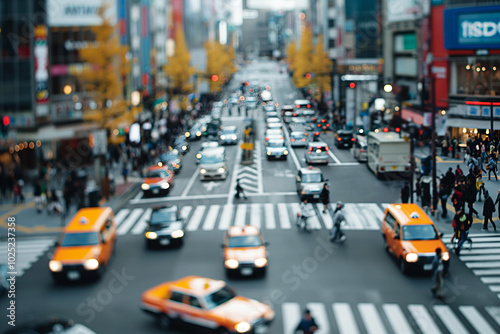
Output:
400 258 407 275
157 314 171 330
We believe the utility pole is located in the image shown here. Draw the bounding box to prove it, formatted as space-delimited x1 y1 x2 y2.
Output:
431 77 438 214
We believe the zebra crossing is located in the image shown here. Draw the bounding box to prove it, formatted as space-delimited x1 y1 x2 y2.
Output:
444 233 500 300
114 202 388 236
279 301 500 334
0 237 55 277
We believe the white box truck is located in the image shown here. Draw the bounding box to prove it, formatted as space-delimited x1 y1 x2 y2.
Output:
367 131 411 179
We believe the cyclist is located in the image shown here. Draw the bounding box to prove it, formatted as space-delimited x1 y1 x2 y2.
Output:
329 201 346 242
297 199 313 231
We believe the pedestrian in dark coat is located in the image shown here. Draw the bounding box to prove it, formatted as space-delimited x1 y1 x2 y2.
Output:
465 177 479 217
438 183 448 218
483 190 497 231
487 156 498 181
494 190 500 217
401 182 410 203
320 184 330 213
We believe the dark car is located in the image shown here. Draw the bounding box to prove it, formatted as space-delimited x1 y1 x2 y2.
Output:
159 150 182 173
296 167 328 201
335 130 355 149
312 117 332 132
145 206 185 248
174 136 189 155
185 123 203 141
205 120 221 139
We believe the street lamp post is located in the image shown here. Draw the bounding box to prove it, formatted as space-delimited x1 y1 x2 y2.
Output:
408 122 418 203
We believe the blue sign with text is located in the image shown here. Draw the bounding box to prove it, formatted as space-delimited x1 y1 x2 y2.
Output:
444 6 500 49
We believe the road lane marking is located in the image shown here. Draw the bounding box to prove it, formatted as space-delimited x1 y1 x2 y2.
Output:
255 144 264 193
486 307 500 327
263 203 276 230
433 305 468 334
341 204 364 229
307 303 329 334
358 303 387 334
382 304 414 334
281 120 301 170
407 304 442 334
218 204 234 230
474 269 500 275
316 204 333 229
250 203 261 228
186 206 206 231
333 303 359 334
278 203 291 229
327 151 342 164
202 205 220 231
181 168 199 198
117 208 144 235
466 262 500 269
227 145 243 205
114 209 130 226
234 204 247 226
459 306 496 334
282 303 301 334
131 208 152 235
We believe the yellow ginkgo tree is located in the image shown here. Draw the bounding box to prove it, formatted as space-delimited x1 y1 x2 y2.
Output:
293 26 313 89
163 27 196 95
311 35 332 101
205 40 236 93
285 41 297 73
79 4 132 129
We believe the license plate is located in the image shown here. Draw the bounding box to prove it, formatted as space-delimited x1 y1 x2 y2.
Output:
254 325 267 334
392 166 398 170
152 188 159 194
313 195 319 198
160 239 170 245
423 264 432 270
67 271 80 280
241 268 253 276
275 155 281 158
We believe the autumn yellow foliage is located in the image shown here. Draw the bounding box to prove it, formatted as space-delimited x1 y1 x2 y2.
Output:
311 35 332 100
293 26 313 88
285 41 297 72
205 40 236 93
163 28 196 94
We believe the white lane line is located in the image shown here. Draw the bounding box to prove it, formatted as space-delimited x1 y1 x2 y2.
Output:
282 303 301 334
317 203 333 229
407 304 442 334
460 248 500 255
131 208 152 235
180 206 193 220
358 303 387 334
460 255 500 261
117 208 144 235
186 206 207 231
202 205 220 231
341 204 364 229
282 120 301 170
306 303 329 334
218 204 234 230
234 204 247 226
382 304 414 334
486 307 500 327
489 285 500 292
250 203 261 228
328 151 342 164
237 172 259 180
278 203 292 229
433 305 468 334
466 262 500 269
357 204 381 230
114 209 130 226
328 162 361 166
227 145 243 205
132 191 142 200
474 269 500 275
181 169 199 198
129 192 299 204
255 144 264 193
264 203 276 229
459 306 496 334
333 303 359 334
481 277 500 284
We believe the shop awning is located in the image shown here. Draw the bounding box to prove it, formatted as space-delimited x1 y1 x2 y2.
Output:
446 118 496 130
16 123 101 142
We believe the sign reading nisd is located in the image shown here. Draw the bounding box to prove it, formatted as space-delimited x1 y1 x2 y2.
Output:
444 6 500 49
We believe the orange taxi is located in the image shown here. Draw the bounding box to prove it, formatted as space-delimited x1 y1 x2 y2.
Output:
141 164 174 197
381 203 450 274
223 225 268 277
140 276 274 333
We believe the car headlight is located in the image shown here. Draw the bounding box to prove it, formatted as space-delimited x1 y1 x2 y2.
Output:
200 169 207 174
254 258 268 267
182 145 187 151
146 231 158 239
442 252 450 261
220 135 226 140
160 182 170 189
225 259 239 269
49 260 63 272
405 253 418 263
284 150 289 155
141 183 150 190
267 151 271 155
235 321 251 333
83 259 100 271
185 132 190 137
218 167 225 173
196 131 202 136
171 230 184 239
301 190 306 194
196 153 202 159
232 135 237 140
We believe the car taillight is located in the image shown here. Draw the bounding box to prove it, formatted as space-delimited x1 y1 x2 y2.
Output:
293 113 297 117
302 138 306 141
265 137 269 141
317 124 321 127
307 104 311 108
325 146 329 151
360 149 366 152
304 133 308 136
312 117 316 122
380 166 385 171
309 147 313 151
281 137 284 140
405 166 410 171
337 137 342 141
351 138 355 141
326 124 330 127
296 105 300 108
291 138 295 142
321 119 325 123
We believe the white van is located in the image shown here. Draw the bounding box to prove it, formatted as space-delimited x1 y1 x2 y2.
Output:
367 131 410 178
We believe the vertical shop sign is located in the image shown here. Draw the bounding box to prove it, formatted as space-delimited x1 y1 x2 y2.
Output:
34 26 49 116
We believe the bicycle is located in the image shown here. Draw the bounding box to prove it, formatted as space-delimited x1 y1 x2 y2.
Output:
296 213 312 232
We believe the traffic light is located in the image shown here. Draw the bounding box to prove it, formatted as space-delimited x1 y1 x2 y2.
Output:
305 72 312 79
1 116 10 135
211 74 219 82
349 82 356 89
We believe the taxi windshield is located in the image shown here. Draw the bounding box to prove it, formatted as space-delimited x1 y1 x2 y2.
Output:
150 210 178 225
268 141 285 148
200 154 223 164
204 286 236 309
221 128 236 134
302 173 323 183
402 225 438 241
228 235 262 248
61 232 99 247
146 170 168 178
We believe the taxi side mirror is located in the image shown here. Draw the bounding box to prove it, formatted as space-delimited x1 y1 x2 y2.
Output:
395 233 400 240
265 241 270 246
439 233 444 238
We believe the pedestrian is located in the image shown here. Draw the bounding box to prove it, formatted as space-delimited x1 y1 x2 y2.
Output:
483 190 497 231
444 167 455 193
320 184 330 214
235 179 247 200
451 210 473 255
455 165 463 181
487 156 498 181
430 248 445 300
438 183 448 218
122 160 129 183
401 182 410 203
465 177 479 217
415 174 422 202
451 137 457 159
295 309 318 334
451 185 464 212
329 201 346 243
481 142 487 161
477 172 485 201
34 178 43 213
441 137 448 156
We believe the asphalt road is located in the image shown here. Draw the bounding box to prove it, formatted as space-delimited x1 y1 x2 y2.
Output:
2 61 500 334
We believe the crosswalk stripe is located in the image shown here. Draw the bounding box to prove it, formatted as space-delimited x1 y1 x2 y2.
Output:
343 204 364 229
114 209 130 226
308 210 321 230
489 285 500 292
408 304 442 334
358 204 382 229
306 303 329 334
333 303 359 334
278 203 291 229
117 209 144 235
467 237 500 243
250 203 261 228
460 255 500 261
181 206 193 220
481 277 500 284
460 248 500 255
290 203 300 227
486 307 500 327
218 205 233 230
358 303 387 334
202 205 220 231
234 204 247 226
382 304 414 334
458 242 500 249
0 238 56 277
474 269 500 275
459 306 496 334
317 204 333 229
433 305 468 334
186 206 206 231
466 262 500 269
264 203 276 229
131 208 152 235
282 302 301 334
